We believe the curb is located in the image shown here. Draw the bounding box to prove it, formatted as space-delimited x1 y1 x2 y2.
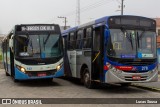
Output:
131 84 160 93
131 74 160 92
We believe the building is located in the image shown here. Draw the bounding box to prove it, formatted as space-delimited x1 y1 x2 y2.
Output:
155 18 160 72
155 18 160 47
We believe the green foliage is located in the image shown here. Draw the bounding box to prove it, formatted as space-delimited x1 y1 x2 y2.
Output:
0 55 2 61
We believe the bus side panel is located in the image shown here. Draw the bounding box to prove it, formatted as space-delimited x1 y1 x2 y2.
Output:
63 36 72 77
67 50 76 77
76 50 92 79
64 52 72 77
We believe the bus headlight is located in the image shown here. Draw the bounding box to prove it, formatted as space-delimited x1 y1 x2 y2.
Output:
56 65 61 71
112 67 117 72
16 65 26 73
116 69 122 74
56 63 63 71
20 67 26 73
152 67 157 73
111 67 122 74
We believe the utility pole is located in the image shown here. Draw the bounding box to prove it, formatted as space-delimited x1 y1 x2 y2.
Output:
58 16 67 30
116 0 125 15
76 0 80 25
121 0 124 15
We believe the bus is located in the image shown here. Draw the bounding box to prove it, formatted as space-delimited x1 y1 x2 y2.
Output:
2 24 64 82
62 15 158 88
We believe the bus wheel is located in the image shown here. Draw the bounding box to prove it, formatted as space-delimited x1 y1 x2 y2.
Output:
12 76 19 82
83 68 94 89
120 83 131 87
5 72 10 76
11 73 18 82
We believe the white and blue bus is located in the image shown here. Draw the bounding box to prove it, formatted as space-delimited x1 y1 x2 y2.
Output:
2 24 64 82
62 15 158 88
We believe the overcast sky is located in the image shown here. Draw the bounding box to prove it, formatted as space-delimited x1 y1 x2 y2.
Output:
0 0 160 34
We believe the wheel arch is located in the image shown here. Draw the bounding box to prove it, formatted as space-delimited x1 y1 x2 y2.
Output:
80 64 89 80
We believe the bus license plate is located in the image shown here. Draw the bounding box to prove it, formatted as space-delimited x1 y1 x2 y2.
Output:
132 75 141 80
38 73 46 77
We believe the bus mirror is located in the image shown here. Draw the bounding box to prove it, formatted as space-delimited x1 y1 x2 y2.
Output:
9 39 13 48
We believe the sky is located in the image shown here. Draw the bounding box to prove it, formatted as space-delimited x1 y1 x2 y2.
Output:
0 0 160 34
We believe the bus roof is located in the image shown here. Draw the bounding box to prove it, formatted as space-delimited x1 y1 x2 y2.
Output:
62 15 155 36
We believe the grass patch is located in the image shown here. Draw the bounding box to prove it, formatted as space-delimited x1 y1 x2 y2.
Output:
0 55 2 61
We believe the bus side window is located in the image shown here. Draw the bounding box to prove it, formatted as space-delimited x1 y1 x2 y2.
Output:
67 34 71 50
83 27 92 49
69 32 76 50
76 30 83 49
93 28 100 51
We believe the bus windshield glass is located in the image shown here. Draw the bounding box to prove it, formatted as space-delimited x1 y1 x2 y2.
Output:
15 34 63 59
107 29 156 59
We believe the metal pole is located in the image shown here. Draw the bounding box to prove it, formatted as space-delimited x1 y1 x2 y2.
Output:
64 17 67 30
121 0 124 15
58 16 67 30
78 0 80 25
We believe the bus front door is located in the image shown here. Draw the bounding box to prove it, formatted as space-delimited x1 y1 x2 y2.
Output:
92 26 104 81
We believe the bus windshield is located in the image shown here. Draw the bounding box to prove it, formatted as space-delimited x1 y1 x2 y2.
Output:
15 34 63 59
107 29 156 59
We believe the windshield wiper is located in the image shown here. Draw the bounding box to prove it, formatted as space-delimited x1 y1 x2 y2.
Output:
120 28 133 49
38 35 42 58
137 31 145 48
137 32 139 48
139 31 145 39
44 33 50 45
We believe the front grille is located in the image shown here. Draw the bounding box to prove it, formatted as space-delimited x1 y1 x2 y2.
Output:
123 71 148 73
26 69 57 77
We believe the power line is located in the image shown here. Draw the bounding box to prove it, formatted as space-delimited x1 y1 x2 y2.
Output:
80 0 113 13
61 0 112 17
44 0 115 25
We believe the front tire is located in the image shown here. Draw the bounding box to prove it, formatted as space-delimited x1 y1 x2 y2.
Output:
11 69 18 82
83 68 95 89
5 71 10 76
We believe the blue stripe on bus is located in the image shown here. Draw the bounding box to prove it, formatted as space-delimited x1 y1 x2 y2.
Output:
53 66 64 78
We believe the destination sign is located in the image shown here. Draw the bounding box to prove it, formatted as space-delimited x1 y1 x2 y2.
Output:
21 26 55 31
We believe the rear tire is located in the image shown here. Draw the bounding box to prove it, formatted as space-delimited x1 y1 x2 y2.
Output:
83 68 95 89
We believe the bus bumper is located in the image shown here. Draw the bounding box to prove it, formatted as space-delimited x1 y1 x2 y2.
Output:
105 69 158 83
14 67 64 80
